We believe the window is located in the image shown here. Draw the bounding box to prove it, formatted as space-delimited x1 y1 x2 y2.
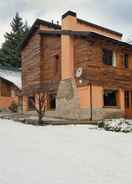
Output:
49 94 56 109
124 54 129 68
104 90 118 107
103 49 113 65
131 91 132 107
1 81 11 97
11 89 15 97
103 49 116 67
28 96 35 111
125 91 129 108
54 55 59 74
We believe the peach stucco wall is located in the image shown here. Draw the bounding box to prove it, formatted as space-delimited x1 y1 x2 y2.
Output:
0 96 18 109
92 86 103 108
78 86 90 108
119 89 125 111
78 85 125 111
61 35 74 80
78 85 103 108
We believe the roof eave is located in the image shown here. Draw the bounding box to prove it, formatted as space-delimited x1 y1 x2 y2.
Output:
77 18 123 37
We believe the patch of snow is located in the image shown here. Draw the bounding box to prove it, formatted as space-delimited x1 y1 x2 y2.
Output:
0 119 132 184
0 68 21 89
98 119 132 133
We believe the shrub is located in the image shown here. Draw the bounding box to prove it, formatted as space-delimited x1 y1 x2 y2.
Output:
9 101 18 113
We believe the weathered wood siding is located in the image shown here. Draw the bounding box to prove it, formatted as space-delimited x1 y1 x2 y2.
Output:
40 36 61 83
21 30 41 92
21 30 61 94
74 37 132 89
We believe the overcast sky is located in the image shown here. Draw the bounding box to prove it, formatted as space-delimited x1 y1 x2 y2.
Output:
0 0 132 46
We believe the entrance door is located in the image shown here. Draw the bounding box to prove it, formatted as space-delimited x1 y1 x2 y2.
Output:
28 96 35 111
124 91 132 118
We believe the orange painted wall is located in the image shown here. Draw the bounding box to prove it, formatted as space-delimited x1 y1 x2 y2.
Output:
78 85 124 111
78 86 90 108
119 89 125 111
78 85 103 108
0 96 18 109
61 35 74 79
92 86 103 108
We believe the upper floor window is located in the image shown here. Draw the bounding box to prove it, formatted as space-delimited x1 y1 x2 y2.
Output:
103 49 116 67
124 54 129 69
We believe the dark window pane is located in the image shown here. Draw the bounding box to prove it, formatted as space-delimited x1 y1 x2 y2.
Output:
131 91 132 107
54 55 59 74
104 90 117 106
124 54 129 68
125 91 129 108
103 49 113 65
28 96 35 111
49 94 56 109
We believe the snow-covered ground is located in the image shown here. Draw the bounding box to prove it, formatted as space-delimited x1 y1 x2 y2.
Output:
0 119 132 184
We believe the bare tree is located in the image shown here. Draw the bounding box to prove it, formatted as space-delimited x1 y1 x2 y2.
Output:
32 92 49 125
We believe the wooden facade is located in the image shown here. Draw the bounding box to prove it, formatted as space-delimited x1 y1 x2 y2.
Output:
74 36 132 89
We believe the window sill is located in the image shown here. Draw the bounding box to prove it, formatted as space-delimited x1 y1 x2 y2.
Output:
103 106 120 109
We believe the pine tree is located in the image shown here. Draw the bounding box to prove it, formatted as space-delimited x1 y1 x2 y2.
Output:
0 13 29 68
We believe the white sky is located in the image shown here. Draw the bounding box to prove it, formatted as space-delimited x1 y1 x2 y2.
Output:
0 0 132 46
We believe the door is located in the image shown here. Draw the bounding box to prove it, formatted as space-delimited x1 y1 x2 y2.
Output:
28 96 35 111
124 91 132 118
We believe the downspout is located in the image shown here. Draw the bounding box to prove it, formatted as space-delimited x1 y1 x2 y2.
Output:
89 83 93 121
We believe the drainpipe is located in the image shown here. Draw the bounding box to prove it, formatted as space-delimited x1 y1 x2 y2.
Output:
89 82 93 121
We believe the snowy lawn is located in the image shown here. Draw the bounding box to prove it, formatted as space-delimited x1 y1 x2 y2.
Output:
0 119 132 184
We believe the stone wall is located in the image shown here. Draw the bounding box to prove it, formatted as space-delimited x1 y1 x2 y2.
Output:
56 79 80 119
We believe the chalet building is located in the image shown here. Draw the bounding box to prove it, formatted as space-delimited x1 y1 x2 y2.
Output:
21 11 132 120
0 67 21 110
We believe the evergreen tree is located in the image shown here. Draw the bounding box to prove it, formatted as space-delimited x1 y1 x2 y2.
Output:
0 13 29 68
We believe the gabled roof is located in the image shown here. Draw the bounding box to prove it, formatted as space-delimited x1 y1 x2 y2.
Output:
21 18 61 50
21 11 123 51
0 67 21 89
